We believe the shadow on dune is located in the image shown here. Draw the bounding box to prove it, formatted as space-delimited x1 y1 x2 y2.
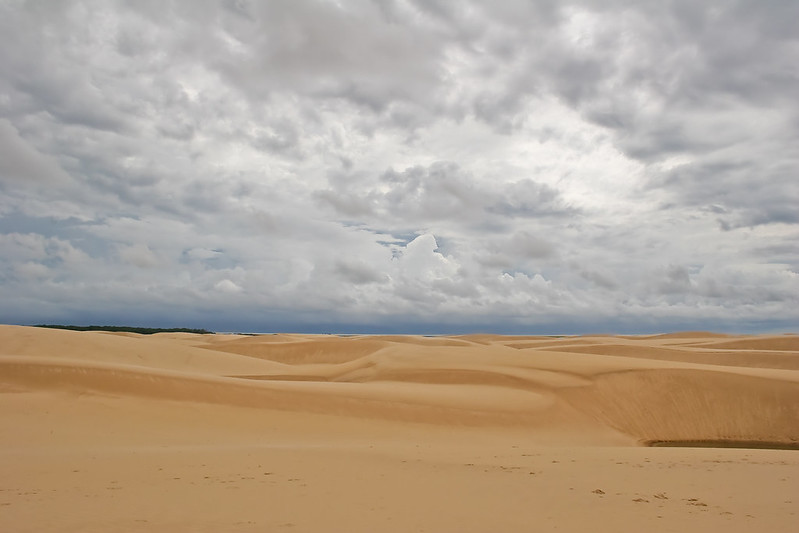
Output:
645 439 799 450
562 368 799 447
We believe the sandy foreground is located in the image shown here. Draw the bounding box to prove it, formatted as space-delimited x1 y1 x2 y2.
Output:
1 325 798 532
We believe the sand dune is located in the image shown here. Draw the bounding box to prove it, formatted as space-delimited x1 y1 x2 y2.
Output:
632 331 734 339
696 335 799 351
1 325 798 532
544 341 799 369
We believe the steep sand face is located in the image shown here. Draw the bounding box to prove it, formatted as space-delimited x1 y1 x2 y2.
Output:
1 326 798 532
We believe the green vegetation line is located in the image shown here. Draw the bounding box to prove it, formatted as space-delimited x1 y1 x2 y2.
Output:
33 324 214 335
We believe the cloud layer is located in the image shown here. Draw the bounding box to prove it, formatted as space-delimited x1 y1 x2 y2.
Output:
1 0 797 333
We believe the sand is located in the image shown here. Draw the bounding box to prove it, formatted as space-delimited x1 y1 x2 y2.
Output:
1 325 797 532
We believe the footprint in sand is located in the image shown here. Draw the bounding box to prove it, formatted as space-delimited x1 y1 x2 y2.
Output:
685 499 707 507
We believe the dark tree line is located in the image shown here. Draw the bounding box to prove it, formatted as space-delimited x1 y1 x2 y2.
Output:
33 324 213 335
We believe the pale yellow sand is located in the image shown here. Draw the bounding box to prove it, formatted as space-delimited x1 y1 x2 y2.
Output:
1 325 797 532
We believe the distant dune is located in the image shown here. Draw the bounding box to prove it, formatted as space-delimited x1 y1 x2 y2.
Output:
2 325 797 532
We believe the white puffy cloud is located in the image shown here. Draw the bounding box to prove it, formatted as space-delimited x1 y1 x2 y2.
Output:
214 279 243 294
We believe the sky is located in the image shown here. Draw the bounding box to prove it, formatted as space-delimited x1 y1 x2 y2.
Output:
1 0 797 334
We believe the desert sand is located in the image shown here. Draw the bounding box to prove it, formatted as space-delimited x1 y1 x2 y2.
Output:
1 325 798 532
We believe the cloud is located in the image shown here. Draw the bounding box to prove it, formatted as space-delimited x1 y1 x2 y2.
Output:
14 261 50 281
659 264 694 295
0 120 72 185
334 259 387 285
0 232 91 277
214 279 242 293
184 248 223 261
395 233 457 282
316 161 575 234
0 0 796 333
118 243 160 269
